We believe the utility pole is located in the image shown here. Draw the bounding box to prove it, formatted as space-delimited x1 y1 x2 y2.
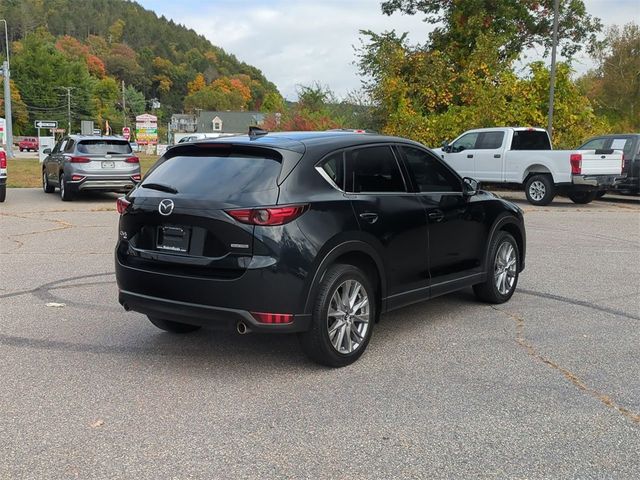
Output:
1 19 14 159
547 0 560 144
122 80 126 128
60 87 73 135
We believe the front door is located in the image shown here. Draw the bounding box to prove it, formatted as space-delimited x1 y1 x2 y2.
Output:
398 145 487 296
345 145 430 309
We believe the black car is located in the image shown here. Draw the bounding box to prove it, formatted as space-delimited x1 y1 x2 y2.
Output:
115 131 526 367
578 133 640 195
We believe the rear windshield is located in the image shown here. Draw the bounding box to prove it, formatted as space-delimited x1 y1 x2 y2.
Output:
77 140 132 155
143 153 282 197
510 131 551 150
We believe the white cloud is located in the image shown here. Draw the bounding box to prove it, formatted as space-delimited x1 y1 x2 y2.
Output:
141 0 638 99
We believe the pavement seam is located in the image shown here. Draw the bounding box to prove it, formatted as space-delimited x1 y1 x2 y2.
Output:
492 305 640 426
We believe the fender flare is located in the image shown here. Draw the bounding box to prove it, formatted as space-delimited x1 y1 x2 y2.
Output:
302 240 387 314
483 214 525 271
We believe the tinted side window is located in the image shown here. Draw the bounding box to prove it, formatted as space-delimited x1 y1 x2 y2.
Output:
319 151 344 190
346 146 406 193
580 137 607 150
52 140 64 154
64 140 75 152
451 133 479 152
511 131 551 150
476 132 504 149
401 146 461 192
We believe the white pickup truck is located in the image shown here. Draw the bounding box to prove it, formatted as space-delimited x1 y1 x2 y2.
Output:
434 127 624 205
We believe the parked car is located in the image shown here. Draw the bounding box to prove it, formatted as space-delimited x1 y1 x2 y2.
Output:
435 127 624 205
115 131 526 367
19 137 39 152
578 134 640 196
0 147 6 202
42 135 141 201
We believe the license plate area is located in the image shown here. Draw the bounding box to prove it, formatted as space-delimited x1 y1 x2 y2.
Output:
102 161 115 168
157 225 191 253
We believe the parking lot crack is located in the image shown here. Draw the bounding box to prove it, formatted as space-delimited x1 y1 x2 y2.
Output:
492 305 640 426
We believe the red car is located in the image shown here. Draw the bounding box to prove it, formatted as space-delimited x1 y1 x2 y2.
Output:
19 137 39 152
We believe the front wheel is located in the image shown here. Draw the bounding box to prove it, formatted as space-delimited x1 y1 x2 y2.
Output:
147 316 201 333
299 264 376 367
474 231 520 304
525 174 555 206
568 190 598 204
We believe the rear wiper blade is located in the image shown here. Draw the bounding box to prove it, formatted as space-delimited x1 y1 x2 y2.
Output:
142 182 178 194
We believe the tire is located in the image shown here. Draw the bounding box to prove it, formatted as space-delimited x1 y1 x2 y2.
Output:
59 173 73 201
299 264 376 367
524 174 555 206
19 148 23 152
43 170 54 193
568 190 598 204
473 231 520 304
0 185 5 203
147 316 201 333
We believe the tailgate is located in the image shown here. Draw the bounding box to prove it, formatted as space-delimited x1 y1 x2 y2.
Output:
578 149 623 175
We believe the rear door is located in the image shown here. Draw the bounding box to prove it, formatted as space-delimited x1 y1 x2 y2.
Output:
120 146 284 279
345 145 430 307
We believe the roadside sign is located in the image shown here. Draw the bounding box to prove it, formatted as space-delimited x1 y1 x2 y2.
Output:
93 129 101 135
122 127 131 141
34 120 58 129
52 128 65 134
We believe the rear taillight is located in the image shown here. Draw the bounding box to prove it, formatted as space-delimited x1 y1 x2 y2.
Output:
570 154 582 175
0 151 6 169
131 174 141 182
116 197 131 215
70 156 91 163
226 205 308 226
251 312 293 324
125 156 140 163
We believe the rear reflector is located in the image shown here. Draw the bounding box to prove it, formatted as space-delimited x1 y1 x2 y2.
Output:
116 197 131 214
226 205 308 226
71 175 85 182
131 174 141 182
251 312 293 324
570 154 582 175
125 156 140 163
70 156 91 163
0 150 6 169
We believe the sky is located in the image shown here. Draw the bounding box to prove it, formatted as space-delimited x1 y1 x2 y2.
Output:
137 0 639 100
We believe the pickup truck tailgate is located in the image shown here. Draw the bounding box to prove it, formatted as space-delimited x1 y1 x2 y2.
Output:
577 149 623 175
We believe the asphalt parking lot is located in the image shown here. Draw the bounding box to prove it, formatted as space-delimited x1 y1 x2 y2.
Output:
1 188 638 479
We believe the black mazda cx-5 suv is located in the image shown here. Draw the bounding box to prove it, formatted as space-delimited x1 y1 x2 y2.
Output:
115 130 526 367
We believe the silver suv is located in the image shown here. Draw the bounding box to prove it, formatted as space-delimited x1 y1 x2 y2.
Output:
42 136 141 201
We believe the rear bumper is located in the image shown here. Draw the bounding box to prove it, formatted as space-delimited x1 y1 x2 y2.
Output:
572 174 621 188
118 289 311 333
69 176 137 192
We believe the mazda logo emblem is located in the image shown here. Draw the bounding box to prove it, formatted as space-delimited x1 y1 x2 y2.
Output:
158 199 175 216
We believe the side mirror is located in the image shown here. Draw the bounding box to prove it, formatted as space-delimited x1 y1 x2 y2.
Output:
43 148 52 154
463 177 478 196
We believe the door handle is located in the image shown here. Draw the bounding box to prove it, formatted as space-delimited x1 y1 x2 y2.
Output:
467 154 474 158
494 154 501 158
428 211 445 222
358 212 379 224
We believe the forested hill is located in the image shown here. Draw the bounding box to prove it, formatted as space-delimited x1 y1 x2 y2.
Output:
0 0 281 135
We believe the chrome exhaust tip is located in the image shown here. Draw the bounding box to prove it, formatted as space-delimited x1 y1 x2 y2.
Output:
236 321 250 335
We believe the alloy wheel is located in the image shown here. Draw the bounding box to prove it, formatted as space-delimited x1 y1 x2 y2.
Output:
494 241 517 295
529 180 546 202
327 279 370 354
